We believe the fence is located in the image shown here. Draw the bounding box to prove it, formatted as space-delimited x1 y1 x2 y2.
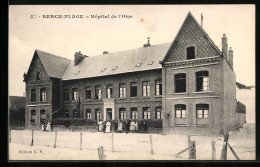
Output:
10 130 242 160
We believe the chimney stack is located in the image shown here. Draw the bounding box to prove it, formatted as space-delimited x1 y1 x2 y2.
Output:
222 34 228 60
74 51 85 65
143 37 151 47
228 47 233 68
103 51 109 54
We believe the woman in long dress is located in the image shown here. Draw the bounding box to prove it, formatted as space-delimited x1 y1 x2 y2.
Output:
105 121 111 133
130 121 135 132
98 121 103 132
117 121 123 133
46 121 51 131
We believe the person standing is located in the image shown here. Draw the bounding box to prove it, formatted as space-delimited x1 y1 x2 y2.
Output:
130 121 135 132
114 121 118 132
46 121 51 132
117 120 123 133
105 121 111 133
135 121 139 133
125 120 130 134
103 121 106 133
98 121 103 132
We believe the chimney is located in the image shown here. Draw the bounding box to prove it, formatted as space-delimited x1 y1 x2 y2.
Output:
74 51 85 65
222 34 228 60
103 51 109 54
143 37 151 47
228 47 233 68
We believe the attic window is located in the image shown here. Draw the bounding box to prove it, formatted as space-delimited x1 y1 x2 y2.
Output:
148 61 154 65
74 71 80 75
136 63 142 67
101 68 106 72
112 66 118 70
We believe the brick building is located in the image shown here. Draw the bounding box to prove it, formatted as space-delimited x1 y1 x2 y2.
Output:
23 12 245 134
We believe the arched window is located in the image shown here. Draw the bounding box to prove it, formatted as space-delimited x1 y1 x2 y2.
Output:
36 72 40 80
187 46 195 60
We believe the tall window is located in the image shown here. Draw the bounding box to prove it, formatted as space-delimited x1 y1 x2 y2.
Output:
143 107 151 119
187 46 195 60
95 109 102 121
95 86 101 99
106 84 113 98
64 110 70 118
36 72 40 80
72 88 78 101
142 81 150 97
119 83 126 98
31 110 36 123
31 89 36 102
175 73 186 93
86 109 91 119
64 88 69 101
130 82 137 97
40 110 46 123
85 86 91 100
196 104 209 118
155 107 162 119
119 108 126 120
175 104 186 118
40 88 46 102
73 109 78 118
155 80 162 96
196 71 209 91
130 107 137 119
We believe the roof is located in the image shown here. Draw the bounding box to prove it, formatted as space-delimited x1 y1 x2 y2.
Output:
162 12 222 63
62 43 171 80
9 96 25 108
36 49 71 79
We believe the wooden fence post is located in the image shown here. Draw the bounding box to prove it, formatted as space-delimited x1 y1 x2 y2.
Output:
149 135 153 154
98 146 106 160
54 130 57 148
211 140 216 160
111 132 114 152
30 130 34 146
220 133 229 160
228 143 240 160
189 141 196 160
80 132 82 150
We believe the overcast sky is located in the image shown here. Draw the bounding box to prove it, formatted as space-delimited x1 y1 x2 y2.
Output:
9 5 255 96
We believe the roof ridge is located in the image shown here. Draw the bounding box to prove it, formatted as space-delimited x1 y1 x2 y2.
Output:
36 49 71 61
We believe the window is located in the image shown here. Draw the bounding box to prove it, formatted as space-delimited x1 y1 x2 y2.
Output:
112 66 118 70
196 71 209 91
148 61 154 65
155 107 162 119
31 89 36 102
175 73 186 93
119 83 126 98
64 88 69 101
73 109 79 118
130 82 137 97
72 88 78 101
136 63 142 67
40 88 46 102
64 110 70 118
85 86 91 100
175 104 186 118
95 86 101 99
36 72 40 80
155 80 162 96
106 84 113 98
130 107 137 119
196 104 209 118
101 68 106 72
95 109 102 121
31 110 36 123
40 110 46 123
119 108 126 120
86 109 91 119
142 81 150 97
187 46 195 60
143 107 151 119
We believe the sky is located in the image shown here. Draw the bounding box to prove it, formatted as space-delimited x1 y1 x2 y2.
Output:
9 5 255 97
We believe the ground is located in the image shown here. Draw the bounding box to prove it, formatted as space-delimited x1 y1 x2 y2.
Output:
9 124 255 160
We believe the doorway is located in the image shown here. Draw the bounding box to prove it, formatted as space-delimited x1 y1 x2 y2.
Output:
106 108 112 120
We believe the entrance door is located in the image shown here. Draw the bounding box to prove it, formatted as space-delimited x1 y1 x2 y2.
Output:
106 108 112 120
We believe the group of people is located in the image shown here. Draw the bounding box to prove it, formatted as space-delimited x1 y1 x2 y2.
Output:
97 120 148 133
41 120 52 132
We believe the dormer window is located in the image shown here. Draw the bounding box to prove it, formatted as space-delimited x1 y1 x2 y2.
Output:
136 63 142 67
187 46 195 60
101 68 106 72
74 71 80 75
36 72 40 80
148 61 154 65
